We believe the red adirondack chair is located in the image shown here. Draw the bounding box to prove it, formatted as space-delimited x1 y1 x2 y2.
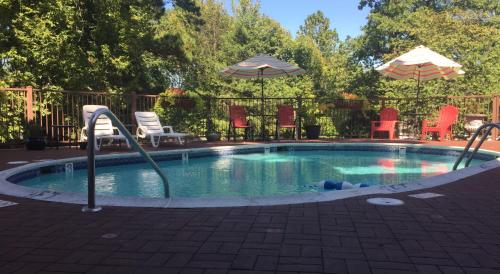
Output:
228 105 253 141
370 108 398 140
276 105 297 140
421 105 459 142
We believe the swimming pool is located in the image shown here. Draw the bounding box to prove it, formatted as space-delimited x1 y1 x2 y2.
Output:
1 143 499 207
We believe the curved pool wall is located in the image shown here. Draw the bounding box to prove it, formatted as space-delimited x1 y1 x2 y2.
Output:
0 143 499 208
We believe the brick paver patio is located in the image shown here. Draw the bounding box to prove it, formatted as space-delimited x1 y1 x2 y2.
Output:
1 140 500 273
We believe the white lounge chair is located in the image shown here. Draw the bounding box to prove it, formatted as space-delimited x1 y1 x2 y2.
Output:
80 105 131 151
135 111 188 148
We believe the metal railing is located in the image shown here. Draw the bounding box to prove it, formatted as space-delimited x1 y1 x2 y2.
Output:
452 122 500 170
82 108 170 213
1 87 499 144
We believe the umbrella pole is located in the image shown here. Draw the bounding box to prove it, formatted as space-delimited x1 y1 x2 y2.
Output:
260 69 265 140
415 69 421 138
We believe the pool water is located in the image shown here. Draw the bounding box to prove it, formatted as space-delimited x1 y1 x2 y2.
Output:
19 150 483 198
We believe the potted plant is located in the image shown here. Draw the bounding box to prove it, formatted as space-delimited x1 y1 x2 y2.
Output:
205 130 221 142
154 89 205 136
302 108 321 139
204 96 221 142
24 122 46 150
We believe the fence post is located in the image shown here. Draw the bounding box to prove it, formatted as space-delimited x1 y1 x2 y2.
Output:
26 86 33 122
297 95 302 140
492 96 499 140
130 91 137 124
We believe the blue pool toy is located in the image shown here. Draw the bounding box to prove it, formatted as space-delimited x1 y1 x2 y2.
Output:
354 183 370 188
319 180 355 190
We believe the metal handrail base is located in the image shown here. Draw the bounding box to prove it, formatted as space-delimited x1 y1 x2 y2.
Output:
453 123 500 170
84 108 170 212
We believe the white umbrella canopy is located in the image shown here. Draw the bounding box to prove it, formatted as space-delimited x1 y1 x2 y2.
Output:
376 45 464 81
221 53 305 78
221 54 305 140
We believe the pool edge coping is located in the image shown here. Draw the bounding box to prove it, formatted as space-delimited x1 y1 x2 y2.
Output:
0 142 499 208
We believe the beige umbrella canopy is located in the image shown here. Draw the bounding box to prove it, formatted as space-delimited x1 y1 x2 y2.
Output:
221 54 305 139
376 45 465 103
221 53 305 78
376 45 464 81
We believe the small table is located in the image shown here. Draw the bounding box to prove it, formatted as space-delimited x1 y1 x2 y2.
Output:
464 114 488 137
50 125 77 149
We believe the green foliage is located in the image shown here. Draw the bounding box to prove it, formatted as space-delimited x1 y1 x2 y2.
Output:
153 89 205 134
297 10 338 57
1 0 499 141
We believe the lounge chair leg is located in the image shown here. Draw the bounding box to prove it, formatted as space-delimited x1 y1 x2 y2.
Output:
151 136 160 148
95 137 102 151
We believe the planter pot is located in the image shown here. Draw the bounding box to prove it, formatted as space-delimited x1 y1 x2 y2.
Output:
305 125 321 139
79 142 88 150
25 137 46 150
174 98 196 110
205 132 221 142
334 100 363 110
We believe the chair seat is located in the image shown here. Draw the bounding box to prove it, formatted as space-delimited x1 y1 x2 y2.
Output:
233 125 252 128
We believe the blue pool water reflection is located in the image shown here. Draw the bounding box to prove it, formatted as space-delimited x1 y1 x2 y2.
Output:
19 150 483 198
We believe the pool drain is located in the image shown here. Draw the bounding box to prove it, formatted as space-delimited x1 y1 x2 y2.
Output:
367 198 404 206
101 233 119 239
408 192 444 199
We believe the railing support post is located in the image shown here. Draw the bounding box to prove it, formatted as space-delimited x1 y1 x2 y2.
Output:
297 95 302 140
26 86 33 122
492 96 499 140
82 116 101 213
130 91 137 125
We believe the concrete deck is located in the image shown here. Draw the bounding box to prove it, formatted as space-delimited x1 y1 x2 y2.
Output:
1 140 500 273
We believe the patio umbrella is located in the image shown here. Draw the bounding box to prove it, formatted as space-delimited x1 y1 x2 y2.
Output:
376 45 464 104
221 54 305 139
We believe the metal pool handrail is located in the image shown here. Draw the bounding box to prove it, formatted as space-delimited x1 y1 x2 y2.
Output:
82 108 170 213
452 122 500 171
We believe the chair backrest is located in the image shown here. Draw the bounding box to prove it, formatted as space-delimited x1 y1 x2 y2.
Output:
229 105 247 127
437 105 459 128
379 107 398 121
82 105 113 136
278 105 295 126
135 112 163 134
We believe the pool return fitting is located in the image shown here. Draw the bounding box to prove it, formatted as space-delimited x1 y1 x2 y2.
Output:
83 108 170 213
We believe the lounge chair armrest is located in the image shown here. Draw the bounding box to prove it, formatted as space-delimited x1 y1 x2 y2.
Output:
136 126 148 138
80 127 88 141
422 120 430 127
163 126 174 133
112 127 121 135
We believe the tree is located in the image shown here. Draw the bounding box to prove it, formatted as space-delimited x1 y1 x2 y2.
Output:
297 11 338 57
0 0 202 92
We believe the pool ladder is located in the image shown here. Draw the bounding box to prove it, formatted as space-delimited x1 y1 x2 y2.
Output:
452 122 500 171
83 108 170 213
